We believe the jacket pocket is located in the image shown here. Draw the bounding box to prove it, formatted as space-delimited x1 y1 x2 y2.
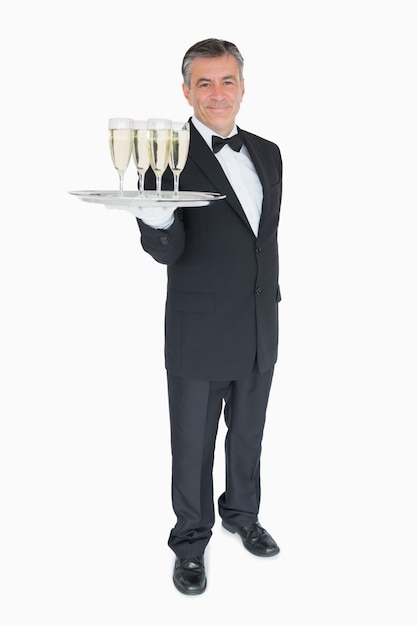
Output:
168 290 215 313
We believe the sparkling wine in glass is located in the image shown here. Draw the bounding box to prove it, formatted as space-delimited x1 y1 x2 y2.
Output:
169 121 190 196
108 118 133 195
133 120 150 196
146 118 172 197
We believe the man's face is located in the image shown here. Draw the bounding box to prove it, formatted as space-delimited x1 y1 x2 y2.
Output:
182 54 245 137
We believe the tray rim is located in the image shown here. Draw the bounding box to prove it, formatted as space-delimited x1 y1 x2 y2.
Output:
69 189 226 208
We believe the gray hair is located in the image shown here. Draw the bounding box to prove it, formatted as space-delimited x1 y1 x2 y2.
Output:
181 38 244 88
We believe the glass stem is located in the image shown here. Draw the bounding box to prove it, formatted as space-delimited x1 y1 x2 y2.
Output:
138 172 145 195
118 173 124 196
156 175 162 197
174 174 179 197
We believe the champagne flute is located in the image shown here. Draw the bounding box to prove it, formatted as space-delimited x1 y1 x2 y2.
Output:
169 121 190 196
146 118 172 197
132 120 150 196
108 118 133 195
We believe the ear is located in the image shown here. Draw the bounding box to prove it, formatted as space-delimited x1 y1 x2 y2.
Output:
240 78 245 100
182 83 192 106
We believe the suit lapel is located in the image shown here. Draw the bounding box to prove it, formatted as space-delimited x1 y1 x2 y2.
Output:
239 129 272 235
187 122 253 231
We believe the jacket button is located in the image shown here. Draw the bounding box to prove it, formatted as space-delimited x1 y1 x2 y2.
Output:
159 236 169 245
256 247 262 253
255 287 262 295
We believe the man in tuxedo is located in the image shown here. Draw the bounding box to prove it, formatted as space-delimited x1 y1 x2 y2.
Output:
136 38 283 595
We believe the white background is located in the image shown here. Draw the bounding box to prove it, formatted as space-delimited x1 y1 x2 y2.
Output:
1 1 416 624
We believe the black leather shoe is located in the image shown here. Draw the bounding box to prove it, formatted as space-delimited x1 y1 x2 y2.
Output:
222 520 280 557
173 555 207 595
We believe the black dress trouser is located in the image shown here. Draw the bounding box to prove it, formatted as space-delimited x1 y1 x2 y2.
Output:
166 364 275 558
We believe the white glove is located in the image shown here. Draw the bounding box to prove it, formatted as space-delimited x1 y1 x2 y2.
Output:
136 205 176 229
104 204 176 229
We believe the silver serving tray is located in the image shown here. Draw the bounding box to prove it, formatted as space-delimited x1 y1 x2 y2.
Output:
69 190 225 209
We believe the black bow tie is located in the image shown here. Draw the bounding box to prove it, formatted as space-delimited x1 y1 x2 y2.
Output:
212 133 243 153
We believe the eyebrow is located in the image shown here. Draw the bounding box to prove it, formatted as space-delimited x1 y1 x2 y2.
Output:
195 74 238 85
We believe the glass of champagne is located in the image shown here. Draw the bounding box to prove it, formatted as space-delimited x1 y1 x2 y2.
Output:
169 121 190 196
108 118 133 195
146 118 172 197
132 120 150 196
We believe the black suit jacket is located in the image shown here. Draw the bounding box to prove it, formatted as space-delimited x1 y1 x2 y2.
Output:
137 120 282 380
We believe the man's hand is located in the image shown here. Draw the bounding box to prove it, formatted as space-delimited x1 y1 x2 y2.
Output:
136 205 176 229
104 204 176 229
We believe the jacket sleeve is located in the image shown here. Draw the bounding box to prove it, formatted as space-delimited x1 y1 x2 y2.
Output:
136 209 185 265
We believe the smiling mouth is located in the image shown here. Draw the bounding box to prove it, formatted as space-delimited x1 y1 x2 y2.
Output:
206 105 230 111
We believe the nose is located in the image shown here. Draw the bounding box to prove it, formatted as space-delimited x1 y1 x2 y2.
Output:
210 85 225 100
